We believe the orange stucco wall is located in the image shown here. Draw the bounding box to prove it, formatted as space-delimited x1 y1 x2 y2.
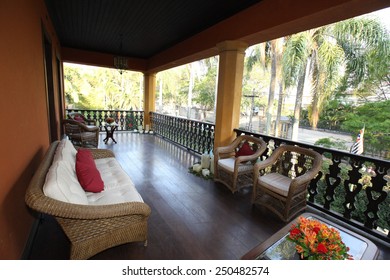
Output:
0 0 61 259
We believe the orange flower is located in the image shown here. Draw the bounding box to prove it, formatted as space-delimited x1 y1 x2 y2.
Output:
287 216 353 260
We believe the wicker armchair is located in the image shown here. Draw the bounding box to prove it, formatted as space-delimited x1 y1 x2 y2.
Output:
25 141 151 259
252 145 323 222
68 112 96 125
214 135 267 193
63 119 99 148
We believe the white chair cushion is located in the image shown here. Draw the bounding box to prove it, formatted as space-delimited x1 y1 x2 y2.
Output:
53 139 77 169
43 160 88 205
258 172 292 197
217 157 254 173
87 158 143 205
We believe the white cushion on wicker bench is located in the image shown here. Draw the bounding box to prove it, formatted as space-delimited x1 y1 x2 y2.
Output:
43 139 143 206
87 158 143 205
43 160 89 205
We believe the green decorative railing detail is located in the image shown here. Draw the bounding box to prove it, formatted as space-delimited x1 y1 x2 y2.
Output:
65 109 144 131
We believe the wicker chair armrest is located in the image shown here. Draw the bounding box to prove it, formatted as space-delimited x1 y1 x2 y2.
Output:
214 144 237 159
254 154 278 171
79 123 99 132
63 119 99 132
290 163 322 190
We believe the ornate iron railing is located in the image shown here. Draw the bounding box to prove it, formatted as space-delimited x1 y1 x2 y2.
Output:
150 112 214 154
235 128 390 244
62 110 390 243
65 109 144 131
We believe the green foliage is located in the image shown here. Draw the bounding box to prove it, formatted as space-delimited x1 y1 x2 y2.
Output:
341 100 390 158
305 99 355 130
315 158 389 232
193 63 217 110
64 63 143 110
332 17 390 98
314 137 348 150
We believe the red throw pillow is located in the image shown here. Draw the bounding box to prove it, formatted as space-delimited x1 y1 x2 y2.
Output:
235 142 255 157
74 115 85 123
75 149 104 193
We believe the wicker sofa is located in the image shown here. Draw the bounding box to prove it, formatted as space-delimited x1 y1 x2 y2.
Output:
25 139 151 259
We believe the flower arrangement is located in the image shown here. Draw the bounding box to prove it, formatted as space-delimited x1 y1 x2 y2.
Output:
105 117 115 124
287 216 353 260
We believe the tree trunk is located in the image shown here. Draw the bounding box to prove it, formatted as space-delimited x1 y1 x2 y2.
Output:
273 38 284 137
275 82 284 137
159 79 163 112
265 40 281 135
309 49 319 129
187 63 195 119
292 58 310 141
311 96 319 129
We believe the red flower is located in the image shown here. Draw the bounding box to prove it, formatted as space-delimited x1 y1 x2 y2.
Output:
290 228 301 238
313 227 320 234
317 243 328 254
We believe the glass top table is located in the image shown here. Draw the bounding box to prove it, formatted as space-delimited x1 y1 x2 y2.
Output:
241 213 379 260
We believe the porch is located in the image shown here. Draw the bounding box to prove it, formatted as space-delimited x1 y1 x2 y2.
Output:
26 131 390 260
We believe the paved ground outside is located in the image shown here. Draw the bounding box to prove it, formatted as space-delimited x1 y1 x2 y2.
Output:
296 127 353 147
239 117 354 152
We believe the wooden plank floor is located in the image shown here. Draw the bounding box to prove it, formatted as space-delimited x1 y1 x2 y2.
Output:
27 132 390 260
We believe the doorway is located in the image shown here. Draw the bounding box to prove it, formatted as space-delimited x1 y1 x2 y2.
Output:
43 28 58 142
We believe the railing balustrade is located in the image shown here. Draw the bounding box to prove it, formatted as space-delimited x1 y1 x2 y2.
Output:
65 109 144 131
234 128 389 244
150 112 214 155
64 110 389 244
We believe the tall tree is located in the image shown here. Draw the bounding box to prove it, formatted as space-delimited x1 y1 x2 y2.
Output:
281 17 388 133
272 38 285 137
265 38 284 135
332 17 390 101
283 32 312 140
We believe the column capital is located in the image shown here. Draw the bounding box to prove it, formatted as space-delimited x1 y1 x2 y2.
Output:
143 72 156 78
216 40 248 53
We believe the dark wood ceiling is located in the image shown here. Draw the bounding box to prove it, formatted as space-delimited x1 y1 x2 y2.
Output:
45 0 388 72
45 0 262 59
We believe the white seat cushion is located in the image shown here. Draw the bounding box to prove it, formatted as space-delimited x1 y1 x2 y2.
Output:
258 172 292 197
43 160 89 205
217 157 253 173
87 158 143 205
53 139 77 169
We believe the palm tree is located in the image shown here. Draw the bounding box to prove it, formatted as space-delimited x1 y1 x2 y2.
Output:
273 38 285 137
282 16 388 139
265 38 284 135
332 17 390 101
283 32 312 140
309 17 388 127
245 40 285 135
308 28 344 128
